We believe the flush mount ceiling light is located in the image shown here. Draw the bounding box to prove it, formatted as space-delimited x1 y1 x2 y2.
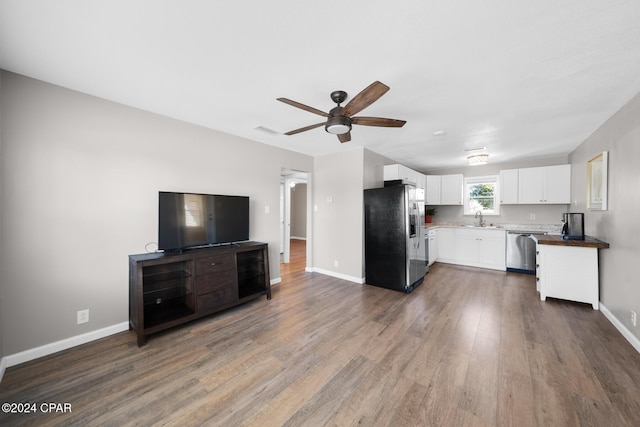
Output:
467 153 489 165
325 115 352 135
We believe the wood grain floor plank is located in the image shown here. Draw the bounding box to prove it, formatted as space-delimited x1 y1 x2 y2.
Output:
1 242 640 426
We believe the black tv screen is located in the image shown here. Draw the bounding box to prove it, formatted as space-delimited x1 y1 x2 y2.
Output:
158 191 249 251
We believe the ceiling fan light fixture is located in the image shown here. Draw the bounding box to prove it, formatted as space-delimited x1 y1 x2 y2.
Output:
467 153 489 165
325 116 352 135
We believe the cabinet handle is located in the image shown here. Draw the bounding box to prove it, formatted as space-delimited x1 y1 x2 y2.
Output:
211 262 217 266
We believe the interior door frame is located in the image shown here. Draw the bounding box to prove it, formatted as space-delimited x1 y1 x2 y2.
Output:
280 168 311 267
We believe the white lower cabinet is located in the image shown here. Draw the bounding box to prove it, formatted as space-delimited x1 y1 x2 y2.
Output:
437 228 506 271
428 229 438 266
437 228 456 262
536 243 599 309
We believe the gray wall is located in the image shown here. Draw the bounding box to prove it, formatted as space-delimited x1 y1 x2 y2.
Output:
424 156 570 226
311 148 392 281
290 183 307 239
312 149 365 281
568 91 640 342
0 71 313 356
0 73 4 364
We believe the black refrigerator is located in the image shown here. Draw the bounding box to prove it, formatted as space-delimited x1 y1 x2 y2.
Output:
364 183 428 293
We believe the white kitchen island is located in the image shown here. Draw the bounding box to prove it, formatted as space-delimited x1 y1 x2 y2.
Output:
532 234 609 309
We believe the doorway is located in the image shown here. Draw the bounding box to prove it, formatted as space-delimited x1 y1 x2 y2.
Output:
280 168 310 275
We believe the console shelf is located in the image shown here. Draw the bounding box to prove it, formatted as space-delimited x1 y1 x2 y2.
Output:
129 242 270 346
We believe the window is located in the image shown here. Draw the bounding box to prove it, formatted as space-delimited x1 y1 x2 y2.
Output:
464 175 500 215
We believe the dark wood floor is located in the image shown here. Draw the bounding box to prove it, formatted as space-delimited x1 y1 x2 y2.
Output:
1 241 640 426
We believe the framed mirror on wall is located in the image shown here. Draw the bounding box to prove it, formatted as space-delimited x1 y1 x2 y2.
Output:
587 151 608 210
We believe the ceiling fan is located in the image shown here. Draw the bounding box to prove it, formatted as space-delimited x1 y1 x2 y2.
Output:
277 81 406 143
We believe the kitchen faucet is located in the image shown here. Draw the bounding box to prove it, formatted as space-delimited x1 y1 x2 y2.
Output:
475 210 485 227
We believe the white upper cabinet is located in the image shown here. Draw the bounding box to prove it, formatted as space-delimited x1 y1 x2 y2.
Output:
384 164 423 187
425 174 463 205
440 174 464 205
425 175 442 204
499 169 519 204
544 164 571 203
425 174 464 205
384 164 425 200
518 165 571 204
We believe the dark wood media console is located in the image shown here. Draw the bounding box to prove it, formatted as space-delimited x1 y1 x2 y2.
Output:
129 241 270 346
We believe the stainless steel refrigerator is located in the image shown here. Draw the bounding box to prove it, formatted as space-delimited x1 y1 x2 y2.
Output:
364 183 428 293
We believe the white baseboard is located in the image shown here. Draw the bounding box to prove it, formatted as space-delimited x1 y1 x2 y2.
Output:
270 277 282 286
311 267 364 284
290 236 307 240
600 303 640 354
1 322 130 379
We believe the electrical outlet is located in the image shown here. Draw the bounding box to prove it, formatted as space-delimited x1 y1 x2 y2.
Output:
530 213 536 220
334 259 339 268
77 309 89 325
632 310 637 327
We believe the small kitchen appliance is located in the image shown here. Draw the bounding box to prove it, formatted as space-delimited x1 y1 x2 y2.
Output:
562 212 585 240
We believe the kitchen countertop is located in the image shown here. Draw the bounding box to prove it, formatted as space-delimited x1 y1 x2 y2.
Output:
424 222 563 234
531 234 610 249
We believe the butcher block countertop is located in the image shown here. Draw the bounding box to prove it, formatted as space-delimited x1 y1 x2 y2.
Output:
532 234 609 249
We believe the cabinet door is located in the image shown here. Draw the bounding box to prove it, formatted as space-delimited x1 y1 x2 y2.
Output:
455 233 479 264
426 175 441 205
428 231 438 265
383 164 401 181
499 169 519 204
478 234 506 269
441 174 463 205
518 167 545 204
384 164 419 185
437 228 456 261
415 173 426 193
544 164 571 203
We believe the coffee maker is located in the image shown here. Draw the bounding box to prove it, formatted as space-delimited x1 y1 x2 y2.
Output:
562 213 585 240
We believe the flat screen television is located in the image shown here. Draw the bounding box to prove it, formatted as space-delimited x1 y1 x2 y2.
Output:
158 191 250 251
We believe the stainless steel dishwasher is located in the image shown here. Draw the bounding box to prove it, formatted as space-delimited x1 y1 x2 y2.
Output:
506 230 544 274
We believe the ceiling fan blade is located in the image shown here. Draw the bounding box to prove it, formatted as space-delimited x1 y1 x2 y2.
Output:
338 132 351 143
351 116 407 128
341 81 390 117
284 122 325 135
277 98 329 117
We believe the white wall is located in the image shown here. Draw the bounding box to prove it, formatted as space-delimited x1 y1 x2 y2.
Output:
568 91 640 342
0 71 313 356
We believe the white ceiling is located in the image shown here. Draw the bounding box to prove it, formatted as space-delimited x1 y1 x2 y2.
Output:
2 1 640 171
